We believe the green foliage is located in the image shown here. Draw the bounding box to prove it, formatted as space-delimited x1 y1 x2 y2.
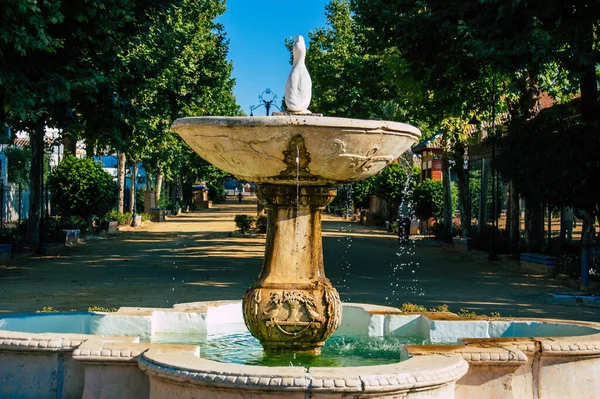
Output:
255 216 268 234
374 162 409 204
399 303 427 313
412 179 444 222
234 215 255 234
302 0 385 118
88 306 117 313
49 155 117 219
352 176 376 208
49 156 117 220
496 109 600 215
104 211 133 226
412 179 458 223
400 303 450 313
36 307 60 313
3 146 31 185
60 216 87 230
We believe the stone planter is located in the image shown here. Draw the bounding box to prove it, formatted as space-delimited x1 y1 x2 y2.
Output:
149 209 165 222
520 253 557 275
62 229 81 246
0 244 12 264
103 221 119 234
453 237 472 252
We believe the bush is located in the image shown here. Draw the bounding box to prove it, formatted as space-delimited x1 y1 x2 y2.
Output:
140 212 152 222
60 215 87 230
104 210 132 225
234 214 255 233
255 215 268 233
49 155 117 221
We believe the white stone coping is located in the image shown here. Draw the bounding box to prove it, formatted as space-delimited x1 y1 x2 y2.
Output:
2 301 600 364
405 344 528 366
138 348 467 394
0 330 88 352
171 115 422 139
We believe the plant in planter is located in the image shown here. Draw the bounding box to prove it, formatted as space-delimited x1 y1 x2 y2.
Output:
234 214 255 234
255 215 267 234
104 210 132 226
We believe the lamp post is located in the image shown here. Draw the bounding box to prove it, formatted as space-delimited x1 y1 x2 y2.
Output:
249 88 281 116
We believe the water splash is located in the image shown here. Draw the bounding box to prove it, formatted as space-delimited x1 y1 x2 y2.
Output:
334 184 354 302
385 171 425 305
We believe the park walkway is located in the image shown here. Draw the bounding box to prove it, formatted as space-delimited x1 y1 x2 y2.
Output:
0 197 598 323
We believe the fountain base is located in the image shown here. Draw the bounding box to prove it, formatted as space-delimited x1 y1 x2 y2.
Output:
242 184 341 354
243 286 341 355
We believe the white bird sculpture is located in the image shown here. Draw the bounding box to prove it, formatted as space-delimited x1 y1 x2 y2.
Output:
285 35 312 113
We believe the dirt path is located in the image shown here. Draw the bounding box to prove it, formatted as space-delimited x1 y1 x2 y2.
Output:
1 198 597 322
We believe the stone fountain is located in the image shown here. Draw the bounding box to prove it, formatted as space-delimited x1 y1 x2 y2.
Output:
4 36 600 399
171 36 420 354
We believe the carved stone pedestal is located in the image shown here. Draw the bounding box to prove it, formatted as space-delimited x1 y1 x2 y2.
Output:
242 184 342 354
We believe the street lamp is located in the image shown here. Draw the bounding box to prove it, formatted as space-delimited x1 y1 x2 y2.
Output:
249 88 281 116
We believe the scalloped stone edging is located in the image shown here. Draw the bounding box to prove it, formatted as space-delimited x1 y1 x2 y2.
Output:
2 301 600 398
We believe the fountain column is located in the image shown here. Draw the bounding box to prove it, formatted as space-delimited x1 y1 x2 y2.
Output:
242 184 341 354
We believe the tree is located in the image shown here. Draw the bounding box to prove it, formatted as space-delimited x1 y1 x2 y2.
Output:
49 155 118 221
0 0 178 245
303 0 388 118
412 179 458 225
496 103 600 246
374 162 411 228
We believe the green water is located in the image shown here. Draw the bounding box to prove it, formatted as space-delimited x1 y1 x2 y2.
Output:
151 330 426 367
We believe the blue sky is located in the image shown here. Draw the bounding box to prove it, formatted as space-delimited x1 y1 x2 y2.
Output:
218 0 328 115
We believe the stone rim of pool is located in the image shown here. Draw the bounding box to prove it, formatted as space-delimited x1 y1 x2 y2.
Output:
2 300 600 398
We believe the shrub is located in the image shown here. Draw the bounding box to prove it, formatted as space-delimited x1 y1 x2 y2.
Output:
234 214 255 233
49 155 117 221
140 212 152 222
104 210 132 225
59 215 87 230
255 215 268 233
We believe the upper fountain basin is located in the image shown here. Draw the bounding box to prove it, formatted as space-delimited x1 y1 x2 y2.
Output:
171 115 421 185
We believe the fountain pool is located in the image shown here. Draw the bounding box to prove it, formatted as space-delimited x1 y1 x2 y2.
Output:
1 301 600 398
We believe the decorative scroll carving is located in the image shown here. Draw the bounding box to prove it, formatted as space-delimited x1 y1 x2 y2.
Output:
279 135 311 178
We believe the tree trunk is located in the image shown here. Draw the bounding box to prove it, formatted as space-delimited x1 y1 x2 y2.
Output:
26 123 45 245
441 153 452 231
525 199 544 252
508 181 520 254
579 18 599 123
129 161 138 213
156 172 163 204
85 138 96 158
454 147 470 237
546 205 552 248
63 133 77 156
117 153 126 213
478 159 490 233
